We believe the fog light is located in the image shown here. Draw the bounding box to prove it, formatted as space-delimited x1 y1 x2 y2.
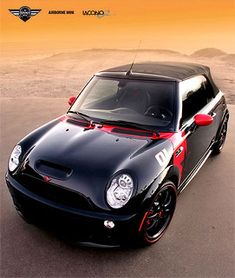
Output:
104 220 115 229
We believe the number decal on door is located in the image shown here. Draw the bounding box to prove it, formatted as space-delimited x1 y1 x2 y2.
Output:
155 149 169 166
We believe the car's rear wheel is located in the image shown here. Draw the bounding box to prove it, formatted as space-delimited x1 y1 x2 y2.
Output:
212 116 228 155
138 181 177 246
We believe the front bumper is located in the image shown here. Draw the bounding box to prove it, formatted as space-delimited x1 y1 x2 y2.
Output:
6 173 142 247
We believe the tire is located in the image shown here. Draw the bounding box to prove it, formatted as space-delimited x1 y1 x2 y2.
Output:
212 116 228 155
138 181 177 247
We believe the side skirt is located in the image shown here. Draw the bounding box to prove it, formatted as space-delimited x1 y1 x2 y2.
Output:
178 148 212 193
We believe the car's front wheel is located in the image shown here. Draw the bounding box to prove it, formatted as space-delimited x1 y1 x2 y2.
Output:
138 181 177 246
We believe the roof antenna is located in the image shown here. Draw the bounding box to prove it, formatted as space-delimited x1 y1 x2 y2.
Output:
126 40 142 76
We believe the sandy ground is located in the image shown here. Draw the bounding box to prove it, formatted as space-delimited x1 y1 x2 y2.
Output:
0 98 235 278
0 49 235 104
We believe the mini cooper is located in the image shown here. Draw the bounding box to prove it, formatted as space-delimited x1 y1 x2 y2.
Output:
6 62 229 247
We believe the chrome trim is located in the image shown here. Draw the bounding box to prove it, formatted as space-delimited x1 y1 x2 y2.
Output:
179 149 212 193
201 91 224 114
211 112 217 118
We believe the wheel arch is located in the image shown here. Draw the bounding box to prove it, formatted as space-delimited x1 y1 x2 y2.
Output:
141 164 180 211
163 165 181 191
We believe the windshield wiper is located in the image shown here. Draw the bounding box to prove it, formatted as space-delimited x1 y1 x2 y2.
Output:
67 113 160 136
67 111 92 122
99 120 160 136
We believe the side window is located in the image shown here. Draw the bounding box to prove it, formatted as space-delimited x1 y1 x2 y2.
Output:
180 76 214 123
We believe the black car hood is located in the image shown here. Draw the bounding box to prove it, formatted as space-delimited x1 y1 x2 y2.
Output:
20 119 173 210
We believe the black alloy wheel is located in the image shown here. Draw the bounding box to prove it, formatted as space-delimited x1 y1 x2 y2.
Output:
140 181 177 246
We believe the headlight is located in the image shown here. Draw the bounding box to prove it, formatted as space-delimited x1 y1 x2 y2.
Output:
9 145 22 172
106 174 134 209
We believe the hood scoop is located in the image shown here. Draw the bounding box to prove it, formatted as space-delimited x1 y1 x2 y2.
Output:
35 160 72 180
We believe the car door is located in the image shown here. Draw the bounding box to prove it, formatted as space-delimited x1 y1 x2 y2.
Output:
179 75 219 181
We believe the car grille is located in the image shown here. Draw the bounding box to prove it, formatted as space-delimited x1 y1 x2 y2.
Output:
17 173 93 211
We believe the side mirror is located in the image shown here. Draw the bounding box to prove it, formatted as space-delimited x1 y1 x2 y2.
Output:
194 114 213 126
68 96 76 106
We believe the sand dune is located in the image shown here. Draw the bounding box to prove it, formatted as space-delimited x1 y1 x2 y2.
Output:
0 48 234 104
191 48 227 58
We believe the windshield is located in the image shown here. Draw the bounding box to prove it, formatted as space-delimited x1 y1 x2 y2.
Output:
70 76 176 131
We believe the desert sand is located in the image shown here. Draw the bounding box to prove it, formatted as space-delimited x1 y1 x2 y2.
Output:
0 48 234 104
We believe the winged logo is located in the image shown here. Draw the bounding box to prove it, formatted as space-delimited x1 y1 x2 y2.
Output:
9 6 41 22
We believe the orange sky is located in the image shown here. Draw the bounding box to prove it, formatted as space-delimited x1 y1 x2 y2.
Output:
1 0 235 54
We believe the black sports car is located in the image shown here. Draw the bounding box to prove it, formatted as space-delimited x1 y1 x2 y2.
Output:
6 62 229 247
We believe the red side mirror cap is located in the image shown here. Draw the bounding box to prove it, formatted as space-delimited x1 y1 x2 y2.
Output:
194 114 213 126
68 96 76 106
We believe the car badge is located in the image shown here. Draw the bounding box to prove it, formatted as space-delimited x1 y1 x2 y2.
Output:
9 6 41 22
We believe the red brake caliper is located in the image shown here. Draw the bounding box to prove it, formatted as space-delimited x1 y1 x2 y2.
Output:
146 211 153 225
158 210 164 218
